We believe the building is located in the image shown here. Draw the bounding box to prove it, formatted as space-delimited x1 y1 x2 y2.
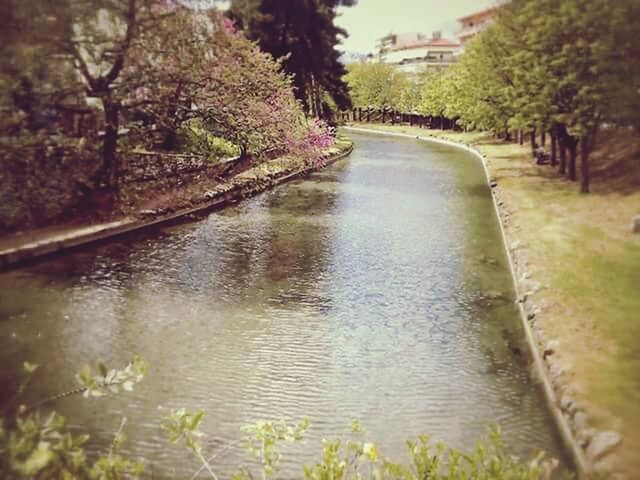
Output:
457 2 509 48
377 32 427 55
376 31 460 74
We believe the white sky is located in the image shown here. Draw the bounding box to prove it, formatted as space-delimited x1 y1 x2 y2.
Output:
336 0 497 54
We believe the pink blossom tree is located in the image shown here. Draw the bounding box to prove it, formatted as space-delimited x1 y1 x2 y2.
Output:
123 8 334 163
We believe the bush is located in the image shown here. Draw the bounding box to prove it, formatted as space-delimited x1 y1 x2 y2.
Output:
1 358 567 480
0 134 100 230
176 119 241 161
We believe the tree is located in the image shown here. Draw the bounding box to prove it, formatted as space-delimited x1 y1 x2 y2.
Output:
62 0 169 186
124 9 323 160
344 62 408 110
2 2 332 183
416 0 640 193
228 0 354 119
0 0 86 135
0 0 170 187
419 70 448 120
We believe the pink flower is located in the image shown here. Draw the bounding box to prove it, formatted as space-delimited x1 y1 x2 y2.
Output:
222 17 237 34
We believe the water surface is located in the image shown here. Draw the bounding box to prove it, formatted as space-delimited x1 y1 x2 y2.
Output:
0 131 564 477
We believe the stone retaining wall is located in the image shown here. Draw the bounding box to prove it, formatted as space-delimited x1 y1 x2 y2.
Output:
123 151 219 182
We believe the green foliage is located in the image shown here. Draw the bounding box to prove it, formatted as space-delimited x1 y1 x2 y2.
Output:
163 408 206 455
418 70 450 118
163 413 564 480
343 0 640 193
76 355 147 398
2 358 566 480
303 422 380 480
228 0 353 117
0 358 147 479
2 2 333 195
176 120 241 161
303 426 562 480
240 418 310 478
344 63 411 110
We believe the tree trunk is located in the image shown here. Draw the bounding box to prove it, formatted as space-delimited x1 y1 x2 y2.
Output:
567 140 577 181
382 109 385 123
518 130 524 145
306 81 315 117
541 130 546 147
556 124 578 179
309 74 322 119
239 144 248 161
315 87 322 120
530 128 536 154
550 132 557 167
580 136 590 193
558 136 567 174
101 96 120 188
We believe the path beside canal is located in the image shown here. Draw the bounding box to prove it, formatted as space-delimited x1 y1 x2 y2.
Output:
0 139 353 269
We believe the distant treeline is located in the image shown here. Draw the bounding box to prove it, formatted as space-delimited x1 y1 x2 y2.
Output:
344 0 640 193
341 108 458 131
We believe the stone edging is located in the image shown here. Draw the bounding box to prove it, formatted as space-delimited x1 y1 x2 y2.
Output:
343 126 589 478
0 144 353 270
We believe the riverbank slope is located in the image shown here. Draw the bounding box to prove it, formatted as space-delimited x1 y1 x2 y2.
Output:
0 137 353 268
347 123 640 478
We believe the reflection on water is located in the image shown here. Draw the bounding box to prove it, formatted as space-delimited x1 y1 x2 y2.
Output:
0 131 564 477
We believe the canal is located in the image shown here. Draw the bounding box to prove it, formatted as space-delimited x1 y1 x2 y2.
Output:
0 130 564 476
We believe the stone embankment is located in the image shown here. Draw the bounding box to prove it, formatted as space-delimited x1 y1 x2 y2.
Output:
489 174 621 478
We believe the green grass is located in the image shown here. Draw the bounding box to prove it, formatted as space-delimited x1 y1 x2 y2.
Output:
552 225 640 425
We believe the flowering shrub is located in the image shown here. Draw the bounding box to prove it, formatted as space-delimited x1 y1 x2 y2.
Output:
286 118 336 167
123 8 330 165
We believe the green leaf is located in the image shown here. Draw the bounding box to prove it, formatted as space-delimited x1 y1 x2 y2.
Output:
23 361 38 374
19 441 54 475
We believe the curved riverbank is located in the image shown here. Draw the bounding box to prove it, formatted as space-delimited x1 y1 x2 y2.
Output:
344 125 589 478
0 139 353 270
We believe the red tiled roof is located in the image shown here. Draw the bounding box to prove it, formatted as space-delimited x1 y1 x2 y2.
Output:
458 31 477 39
457 6 499 23
391 38 460 51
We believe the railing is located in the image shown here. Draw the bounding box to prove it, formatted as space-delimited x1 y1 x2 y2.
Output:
340 107 459 131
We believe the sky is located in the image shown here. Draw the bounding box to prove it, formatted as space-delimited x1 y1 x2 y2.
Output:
335 0 497 54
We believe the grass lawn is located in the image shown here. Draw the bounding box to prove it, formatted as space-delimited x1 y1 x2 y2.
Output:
348 122 640 476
